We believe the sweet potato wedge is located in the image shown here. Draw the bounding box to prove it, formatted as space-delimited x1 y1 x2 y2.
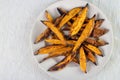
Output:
97 39 109 46
48 52 76 71
51 15 65 39
73 15 95 52
64 52 79 64
35 45 64 55
58 7 81 29
85 38 108 46
41 21 66 45
57 8 76 26
70 4 88 36
45 39 76 45
84 47 97 65
34 11 54 44
57 7 77 21
79 47 87 73
94 19 104 28
39 46 72 63
92 28 109 38
34 28 51 44
84 43 103 56
45 10 53 22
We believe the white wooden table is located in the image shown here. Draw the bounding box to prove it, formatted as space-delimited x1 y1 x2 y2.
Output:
0 0 120 80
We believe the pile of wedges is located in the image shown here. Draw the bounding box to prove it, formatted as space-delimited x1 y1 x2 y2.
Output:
34 4 108 73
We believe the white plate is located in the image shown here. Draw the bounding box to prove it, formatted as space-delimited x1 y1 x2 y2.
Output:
30 0 113 80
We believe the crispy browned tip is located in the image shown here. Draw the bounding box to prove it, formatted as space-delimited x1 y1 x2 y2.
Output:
85 71 87 73
41 20 50 25
85 3 89 7
104 28 109 33
82 3 88 9
94 19 105 28
39 57 48 63
93 14 96 18
40 20 44 23
100 19 105 21
94 62 97 65
48 68 53 71
48 65 64 71
105 42 109 45
48 66 59 71
34 41 38 44
45 10 48 13
34 50 39 55
57 7 67 15
100 54 104 57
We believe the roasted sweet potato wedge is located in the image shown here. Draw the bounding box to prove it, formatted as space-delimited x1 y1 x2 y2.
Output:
34 28 51 44
48 52 76 71
62 52 79 64
41 21 66 45
84 47 97 65
73 15 95 52
70 4 88 36
94 19 104 28
45 39 76 45
92 28 109 38
58 7 81 29
97 39 109 46
35 45 64 55
84 43 103 56
57 7 77 21
51 15 65 39
39 46 72 63
45 10 53 22
85 38 108 46
57 7 77 26
34 11 54 44
79 47 87 73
